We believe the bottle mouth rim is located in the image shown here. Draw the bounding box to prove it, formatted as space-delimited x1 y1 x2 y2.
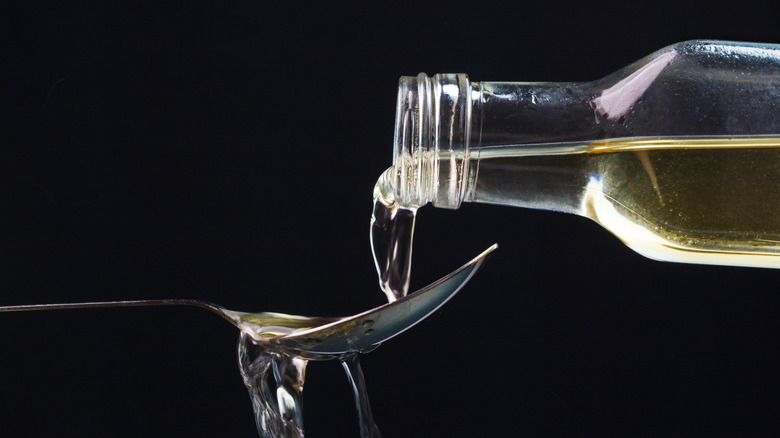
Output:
392 73 472 209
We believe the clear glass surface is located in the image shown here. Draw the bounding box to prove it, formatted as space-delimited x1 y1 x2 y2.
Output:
384 40 780 268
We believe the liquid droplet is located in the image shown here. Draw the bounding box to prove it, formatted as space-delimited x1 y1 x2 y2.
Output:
341 355 382 438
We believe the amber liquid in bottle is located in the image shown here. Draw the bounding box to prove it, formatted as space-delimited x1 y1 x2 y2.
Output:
466 136 780 267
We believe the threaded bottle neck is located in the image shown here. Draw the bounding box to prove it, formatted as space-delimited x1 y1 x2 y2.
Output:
391 73 472 209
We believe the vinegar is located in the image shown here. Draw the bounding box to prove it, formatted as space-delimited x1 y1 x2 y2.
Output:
466 136 780 267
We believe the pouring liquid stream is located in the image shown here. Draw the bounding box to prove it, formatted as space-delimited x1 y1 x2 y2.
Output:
370 168 418 302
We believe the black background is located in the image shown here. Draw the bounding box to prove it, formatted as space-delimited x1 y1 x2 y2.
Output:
1 1 779 437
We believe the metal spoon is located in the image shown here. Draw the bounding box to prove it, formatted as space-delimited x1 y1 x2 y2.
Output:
1 244 496 437
0 244 496 358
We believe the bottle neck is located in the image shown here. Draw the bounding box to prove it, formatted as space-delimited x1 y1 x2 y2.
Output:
390 73 595 209
391 73 473 209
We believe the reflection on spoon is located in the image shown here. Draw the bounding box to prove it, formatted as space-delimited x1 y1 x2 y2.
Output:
1 244 497 438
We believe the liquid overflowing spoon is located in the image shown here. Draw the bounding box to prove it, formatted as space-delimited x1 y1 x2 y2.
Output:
1 244 496 438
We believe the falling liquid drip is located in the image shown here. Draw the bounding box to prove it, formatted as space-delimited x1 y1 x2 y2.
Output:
371 168 418 302
239 331 308 438
238 328 382 438
229 309 388 438
229 310 384 438
341 354 382 438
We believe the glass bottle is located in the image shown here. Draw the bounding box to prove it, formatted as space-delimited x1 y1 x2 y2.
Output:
381 40 780 269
